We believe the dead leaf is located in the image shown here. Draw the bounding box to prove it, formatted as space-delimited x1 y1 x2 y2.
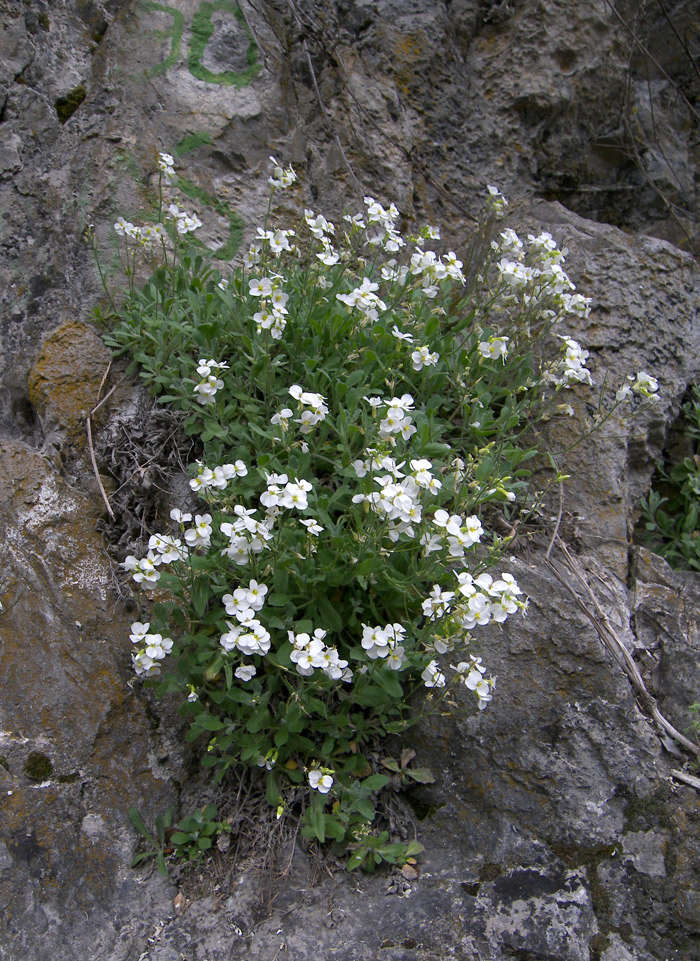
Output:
400 747 416 768
406 767 436 784
401 863 419 881
173 893 186 914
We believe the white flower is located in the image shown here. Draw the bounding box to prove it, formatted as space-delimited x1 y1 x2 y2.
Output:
304 209 335 238
391 325 414 342
129 622 150 644
411 346 439 371
486 184 508 217
249 277 273 298
422 585 455 619
479 336 509 362
308 770 334 794
300 517 324 536
193 374 224 405
158 152 175 181
631 371 659 397
235 664 257 682
421 659 446 688
114 216 134 237
281 479 313 510
268 156 297 189
131 554 161 587
184 514 212 549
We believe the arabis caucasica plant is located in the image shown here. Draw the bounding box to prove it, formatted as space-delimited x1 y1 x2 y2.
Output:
102 153 658 867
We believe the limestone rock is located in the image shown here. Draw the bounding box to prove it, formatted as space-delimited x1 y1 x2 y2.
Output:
1 1 700 959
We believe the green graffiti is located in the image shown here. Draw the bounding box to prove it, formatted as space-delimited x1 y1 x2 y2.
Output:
175 132 213 156
139 0 184 78
188 1 261 87
178 177 244 260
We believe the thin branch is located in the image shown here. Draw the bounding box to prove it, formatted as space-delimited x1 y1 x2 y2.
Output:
602 0 700 125
656 0 700 85
284 0 363 198
671 768 700 791
545 537 700 757
87 364 116 520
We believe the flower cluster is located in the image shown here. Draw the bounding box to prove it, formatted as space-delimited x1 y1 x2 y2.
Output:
453 656 496 709
363 196 404 253
289 628 351 680
352 458 443 542
554 336 594 387
419 569 523 646
158 152 176 182
130 621 174 677
220 579 271 669
490 226 591 320
479 336 509 362
193 358 229 405
190 458 248 492
287 385 329 434
360 623 407 670
304 208 339 265
114 217 167 248
411 344 440 371
167 203 202 235
616 371 660 402
268 156 297 189
337 277 387 322
220 506 275 565
247 276 290 339
113 180 201 248
409 247 465 298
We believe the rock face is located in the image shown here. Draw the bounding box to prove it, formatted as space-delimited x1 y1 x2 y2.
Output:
1 2 699 960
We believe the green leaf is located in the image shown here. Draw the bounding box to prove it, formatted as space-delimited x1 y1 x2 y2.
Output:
324 817 347 841
373 669 403 699
381 758 401 773
405 840 425 857
267 593 293 607
315 594 344 632
195 713 226 732
128 806 155 846
266 771 280 805
307 804 326 843
346 847 368 871
191 577 210 617
362 774 389 791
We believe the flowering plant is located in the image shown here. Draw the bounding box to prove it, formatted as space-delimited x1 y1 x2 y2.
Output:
100 153 658 868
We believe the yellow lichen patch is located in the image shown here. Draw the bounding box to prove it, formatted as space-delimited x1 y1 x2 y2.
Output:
27 320 111 440
394 32 424 64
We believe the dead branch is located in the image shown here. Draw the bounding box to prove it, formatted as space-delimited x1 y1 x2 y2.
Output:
545 536 700 758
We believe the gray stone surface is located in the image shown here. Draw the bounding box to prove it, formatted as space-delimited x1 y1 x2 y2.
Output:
1 1 700 959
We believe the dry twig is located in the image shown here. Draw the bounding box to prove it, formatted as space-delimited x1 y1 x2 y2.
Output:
545 536 700 758
87 363 116 520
